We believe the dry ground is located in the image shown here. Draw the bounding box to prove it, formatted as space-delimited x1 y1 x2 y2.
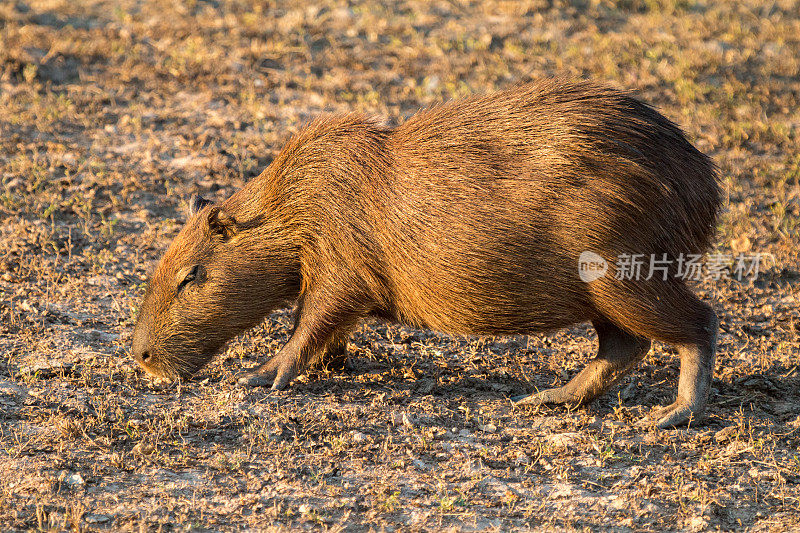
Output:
1 0 799 531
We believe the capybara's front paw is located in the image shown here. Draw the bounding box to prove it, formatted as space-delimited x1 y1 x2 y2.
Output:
271 359 299 390
237 356 281 387
236 353 299 390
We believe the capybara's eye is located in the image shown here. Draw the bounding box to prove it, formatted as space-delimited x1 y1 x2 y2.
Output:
177 265 200 295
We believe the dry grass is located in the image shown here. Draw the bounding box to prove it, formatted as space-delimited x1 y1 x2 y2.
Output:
1 0 799 530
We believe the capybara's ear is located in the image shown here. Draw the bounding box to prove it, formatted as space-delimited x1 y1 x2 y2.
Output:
206 206 237 240
188 194 213 217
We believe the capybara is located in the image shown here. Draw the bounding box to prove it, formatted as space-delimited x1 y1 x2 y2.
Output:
131 79 720 428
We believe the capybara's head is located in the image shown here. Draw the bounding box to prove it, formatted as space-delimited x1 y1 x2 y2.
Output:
131 195 300 379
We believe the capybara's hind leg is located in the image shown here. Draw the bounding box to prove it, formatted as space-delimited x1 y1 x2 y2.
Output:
653 310 718 428
314 337 352 371
515 319 650 407
590 280 718 428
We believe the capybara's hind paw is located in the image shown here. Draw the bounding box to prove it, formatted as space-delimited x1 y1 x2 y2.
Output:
512 387 578 406
315 353 352 372
653 401 703 429
237 371 275 388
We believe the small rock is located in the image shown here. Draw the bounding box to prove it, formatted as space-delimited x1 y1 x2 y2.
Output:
687 515 708 531
621 382 637 401
391 411 415 428
643 432 659 445
607 496 627 510
298 503 312 515
586 416 603 431
464 459 484 474
0 380 27 399
714 426 738 443
132 441 155 455
545 432 579 449
85 329 119 343
730 235 751 253
413 459 432 471
458 429 472 438
352 431 367 443
479 423 497 433
417 379 435 394
19 300 38 314
85 514 110 524
489 382 512 392
65 473 85 487
642 502 659 514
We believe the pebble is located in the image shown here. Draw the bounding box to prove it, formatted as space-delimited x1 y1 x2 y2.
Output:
0 380 26 398
545 432 579 449
65 473 85 487
714 426 738 443
464 459 484 474
413 459 431 471
391 411 414 428
132 441 155 455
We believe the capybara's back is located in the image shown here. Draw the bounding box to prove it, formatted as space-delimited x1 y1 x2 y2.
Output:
132 79 720 428
373 81 719 337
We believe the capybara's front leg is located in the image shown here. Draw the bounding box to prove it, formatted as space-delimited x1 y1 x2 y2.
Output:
238 321 346 389
237 330 312 389
238 284 365 389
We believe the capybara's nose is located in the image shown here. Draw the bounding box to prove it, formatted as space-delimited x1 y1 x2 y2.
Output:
131 326 151 366
136 350 151 364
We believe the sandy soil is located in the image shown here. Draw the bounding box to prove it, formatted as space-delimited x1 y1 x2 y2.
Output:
1 0 799 530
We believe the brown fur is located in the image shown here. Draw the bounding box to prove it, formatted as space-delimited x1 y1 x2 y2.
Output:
132 79 720 427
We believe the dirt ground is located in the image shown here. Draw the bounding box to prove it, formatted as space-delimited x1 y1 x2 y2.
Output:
1 0 799 531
